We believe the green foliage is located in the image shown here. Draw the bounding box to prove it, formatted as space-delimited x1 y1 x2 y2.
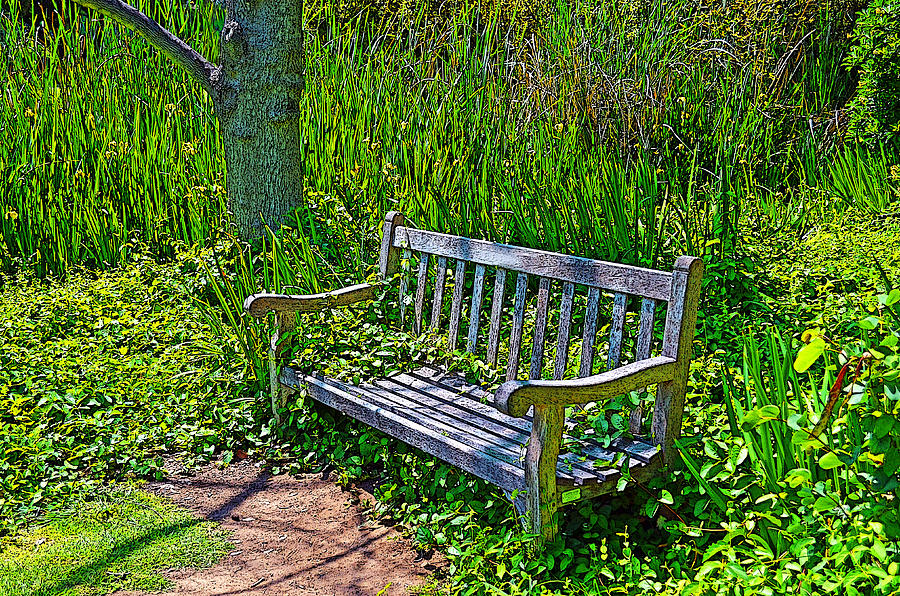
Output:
0 253 266 535
0 485 232 595
847 0 900 146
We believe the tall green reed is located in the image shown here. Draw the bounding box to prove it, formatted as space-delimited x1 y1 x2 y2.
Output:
0 0 882 282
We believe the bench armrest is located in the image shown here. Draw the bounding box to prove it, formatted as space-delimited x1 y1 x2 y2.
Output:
494 356 678 417
244 283 380 317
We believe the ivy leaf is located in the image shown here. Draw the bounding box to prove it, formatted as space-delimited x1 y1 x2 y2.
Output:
818 452 844 470
794 337 826 372
813 496 838 512
741 404 781 431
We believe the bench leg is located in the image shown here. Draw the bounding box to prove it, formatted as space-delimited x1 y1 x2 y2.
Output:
524 404 564 545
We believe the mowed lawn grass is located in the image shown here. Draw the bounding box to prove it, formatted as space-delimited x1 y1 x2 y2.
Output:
0 485 232 596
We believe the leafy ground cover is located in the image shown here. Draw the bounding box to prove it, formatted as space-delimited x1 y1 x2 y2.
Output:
0 253 266 533
3 0 900 593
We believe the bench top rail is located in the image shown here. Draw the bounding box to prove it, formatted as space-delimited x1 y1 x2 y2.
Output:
392 226 673 302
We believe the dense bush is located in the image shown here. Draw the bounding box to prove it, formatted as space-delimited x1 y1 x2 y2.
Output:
847 0 900 145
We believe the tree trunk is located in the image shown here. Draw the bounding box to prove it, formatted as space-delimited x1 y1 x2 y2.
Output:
215 0 303 239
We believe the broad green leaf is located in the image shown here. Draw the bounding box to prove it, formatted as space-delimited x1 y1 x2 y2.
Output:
741 404 781 431
871 539 887 563
813 496 838 512
884 450 900 476
859 316 881 330
794 337 826 372
818 452 844 470
875 415 895 438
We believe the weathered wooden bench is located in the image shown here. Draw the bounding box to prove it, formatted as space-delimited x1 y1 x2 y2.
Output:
244 212 703 542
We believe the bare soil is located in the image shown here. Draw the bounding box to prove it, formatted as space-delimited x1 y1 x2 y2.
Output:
112 457 444 596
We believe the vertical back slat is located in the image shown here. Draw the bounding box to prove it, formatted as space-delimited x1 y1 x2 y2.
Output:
636 298 657 360
607 292 627 370
629 298 657 435
553 282 575 380
579 287 601 377
506 272 529 382
448 260 467 350
487 268 507 367
398 249 411 324
529 278 552 379
414 254 429 334
430 256 448 330
466 264 486 353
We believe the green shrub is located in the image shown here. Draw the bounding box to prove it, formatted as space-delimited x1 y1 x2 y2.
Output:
846 0 900 145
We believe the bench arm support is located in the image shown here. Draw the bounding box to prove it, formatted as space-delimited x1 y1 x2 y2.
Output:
244 283 380 317
494 356 678 418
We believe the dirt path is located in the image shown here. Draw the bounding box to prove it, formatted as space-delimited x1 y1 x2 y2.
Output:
113 458 443 596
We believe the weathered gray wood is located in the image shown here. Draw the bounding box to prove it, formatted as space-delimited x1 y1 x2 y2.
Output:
563 457 663 501
636 298 657 361
366 379 529 468
495 356 678 417
379 211 405 277
300 373 527 493
607 292 627 370
529 278 552 380
506 272 529 382
398 249 412 324
525 404 564 544
245 283 378 317
284 367 643 491
409 366 661 476
392 370 609 484
553 282 575 380
448 260 467 351
254 209 706 545
403 369 660 487
414 254 429 334
393 227 673 301
629 298 657 433
579 287 601 377
467 264 486 353
430 256 448 330
487 268 507 367
653 256 704 466
367 378 604 486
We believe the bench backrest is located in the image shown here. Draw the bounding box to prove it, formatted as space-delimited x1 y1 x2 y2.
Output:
379 212 702 436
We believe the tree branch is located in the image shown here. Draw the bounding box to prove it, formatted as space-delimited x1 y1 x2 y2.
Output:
72 0 218 96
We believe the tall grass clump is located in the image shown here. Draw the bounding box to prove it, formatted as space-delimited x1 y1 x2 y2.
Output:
1 0 894 281
0 0 224 277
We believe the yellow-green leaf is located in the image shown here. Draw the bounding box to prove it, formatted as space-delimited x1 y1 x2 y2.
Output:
794 337 826 373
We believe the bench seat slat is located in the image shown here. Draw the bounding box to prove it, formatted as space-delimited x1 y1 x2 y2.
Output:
393 227 672 301
300 373 526 492
281 366 659 490
390 372 607 482
413 367 659 466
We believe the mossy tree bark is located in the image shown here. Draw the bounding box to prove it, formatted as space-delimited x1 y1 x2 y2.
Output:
71 0 303 239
